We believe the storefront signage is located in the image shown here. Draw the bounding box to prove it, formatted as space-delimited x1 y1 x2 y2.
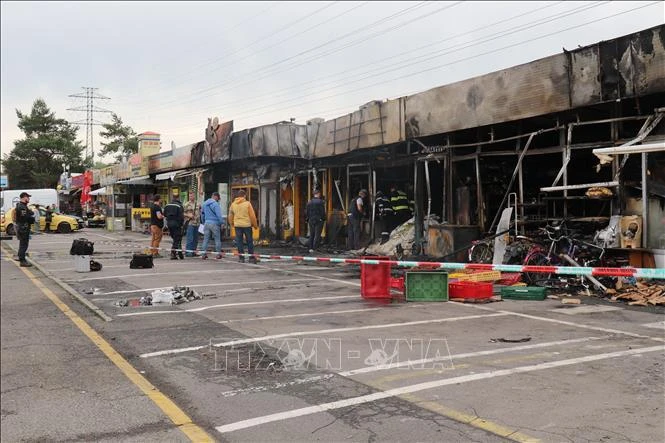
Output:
129 153 147 177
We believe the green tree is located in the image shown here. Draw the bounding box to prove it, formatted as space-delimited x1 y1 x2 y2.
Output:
2 98 86 189
99 113 138 162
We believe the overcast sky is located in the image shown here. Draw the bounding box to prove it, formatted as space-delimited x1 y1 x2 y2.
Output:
1 1 663 164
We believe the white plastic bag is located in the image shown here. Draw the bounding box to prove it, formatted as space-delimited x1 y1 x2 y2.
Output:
151 289 175 304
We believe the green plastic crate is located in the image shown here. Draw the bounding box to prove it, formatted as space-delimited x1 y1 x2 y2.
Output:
500 286 547 300
405 271 448 302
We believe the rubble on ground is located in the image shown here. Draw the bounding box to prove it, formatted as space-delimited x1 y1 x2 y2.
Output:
605 280 665 306
113 286 204 307
359 217 417 257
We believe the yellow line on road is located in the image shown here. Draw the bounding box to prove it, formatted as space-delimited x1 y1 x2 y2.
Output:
369 354 549 442
4 251 214 442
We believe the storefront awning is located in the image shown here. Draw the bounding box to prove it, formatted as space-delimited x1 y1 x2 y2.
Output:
117 175 153 185
89 187 108 196
155 171 178 181
175 168 208 179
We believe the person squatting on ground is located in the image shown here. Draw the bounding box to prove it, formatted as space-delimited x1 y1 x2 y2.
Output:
374 190 394 244
229 189 258 263
164 196 185 260
149 195 165 257
347 189 367 250
389 184 412 228
200 192 224 260
13 192 35 267
183 192 200 257
306 189 326 253
45 205 54 232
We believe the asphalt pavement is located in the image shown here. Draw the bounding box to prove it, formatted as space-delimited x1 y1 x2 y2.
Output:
1 229 664 442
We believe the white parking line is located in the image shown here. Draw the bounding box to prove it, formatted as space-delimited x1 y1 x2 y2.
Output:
338 335 609 376
97 278 314 295
218 307 383 323
68 268 271 281
642 321 665 330
549 305 621 315
456 303 665 343
118 295 359 317
139 313 509 358
214 345 665 434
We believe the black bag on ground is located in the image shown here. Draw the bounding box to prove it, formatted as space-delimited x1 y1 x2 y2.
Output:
70 238 94 255
130 253 153 269
90 260 103 272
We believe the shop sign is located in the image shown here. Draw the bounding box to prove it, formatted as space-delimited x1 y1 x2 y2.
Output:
148 151 173 173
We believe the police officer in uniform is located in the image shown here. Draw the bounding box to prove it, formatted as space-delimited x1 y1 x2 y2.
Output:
13 192 35 267
163 196 185 260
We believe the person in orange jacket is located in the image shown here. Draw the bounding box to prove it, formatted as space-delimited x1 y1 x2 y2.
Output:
228 189 258 263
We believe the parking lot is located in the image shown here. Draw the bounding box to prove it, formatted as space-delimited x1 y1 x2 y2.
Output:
3 229 665 442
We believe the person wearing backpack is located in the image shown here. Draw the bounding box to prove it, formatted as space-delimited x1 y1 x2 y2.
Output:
200 192 223 260
228 189 258 263
305 189 326 253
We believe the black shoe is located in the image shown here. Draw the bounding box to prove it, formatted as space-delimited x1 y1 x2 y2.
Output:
239 256 245 263
248 256 258 264
170 253 178 260
20 261 33 267
178 252 184 260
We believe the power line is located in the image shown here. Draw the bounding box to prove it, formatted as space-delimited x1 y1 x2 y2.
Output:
161 1 607 132
115 1 285 104
67 87 112 162
115 1 339 106
127 1 433 113
162 1 660 136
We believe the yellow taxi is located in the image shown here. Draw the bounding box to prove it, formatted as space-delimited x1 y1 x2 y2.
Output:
1 206 81 234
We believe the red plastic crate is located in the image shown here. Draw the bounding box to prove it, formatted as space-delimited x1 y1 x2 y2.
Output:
360 256 392 299
390 277 405 293
449 281 493 299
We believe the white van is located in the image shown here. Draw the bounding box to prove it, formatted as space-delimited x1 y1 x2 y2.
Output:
1 189 59 213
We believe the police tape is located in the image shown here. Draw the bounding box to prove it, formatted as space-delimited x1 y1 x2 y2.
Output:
27 240 665 279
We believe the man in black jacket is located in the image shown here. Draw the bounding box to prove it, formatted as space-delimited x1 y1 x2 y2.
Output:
13 192 35 267
163 196 185 260
306 190 326 253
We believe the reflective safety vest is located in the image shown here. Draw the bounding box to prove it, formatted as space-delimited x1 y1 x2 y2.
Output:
390 190 410 214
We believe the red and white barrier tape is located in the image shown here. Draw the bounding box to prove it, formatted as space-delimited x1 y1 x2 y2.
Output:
88 241 665 280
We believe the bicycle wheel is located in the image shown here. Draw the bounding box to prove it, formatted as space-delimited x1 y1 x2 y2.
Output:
470 243 493 264
524 252 551 285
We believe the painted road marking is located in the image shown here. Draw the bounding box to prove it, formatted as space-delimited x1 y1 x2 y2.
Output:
339 336 608 376
549 305 621 315
455 303 665 343
218 307 383 323
100 278 315 295
214 345 664 434
67 268 271 281
118 295 360 317
2 250 213 442
140 313 509 358
642 320 665 330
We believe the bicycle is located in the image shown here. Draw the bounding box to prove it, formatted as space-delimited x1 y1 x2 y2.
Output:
523 222 607 290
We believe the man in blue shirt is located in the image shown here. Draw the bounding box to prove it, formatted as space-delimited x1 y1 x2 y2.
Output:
200 192 224 260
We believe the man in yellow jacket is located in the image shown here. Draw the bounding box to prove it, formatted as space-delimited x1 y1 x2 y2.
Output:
228 189 259 263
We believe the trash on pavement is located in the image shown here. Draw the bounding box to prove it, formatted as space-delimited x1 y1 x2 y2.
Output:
561 298 582 305
490 337 532 343
151 286 204 305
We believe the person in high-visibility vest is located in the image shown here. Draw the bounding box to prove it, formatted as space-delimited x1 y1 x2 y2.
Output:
389 184 412 228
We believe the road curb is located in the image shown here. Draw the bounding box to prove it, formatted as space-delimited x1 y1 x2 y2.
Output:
1 240 113 322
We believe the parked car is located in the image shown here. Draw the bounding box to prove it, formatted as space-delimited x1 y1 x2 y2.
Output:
1 205 81 234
